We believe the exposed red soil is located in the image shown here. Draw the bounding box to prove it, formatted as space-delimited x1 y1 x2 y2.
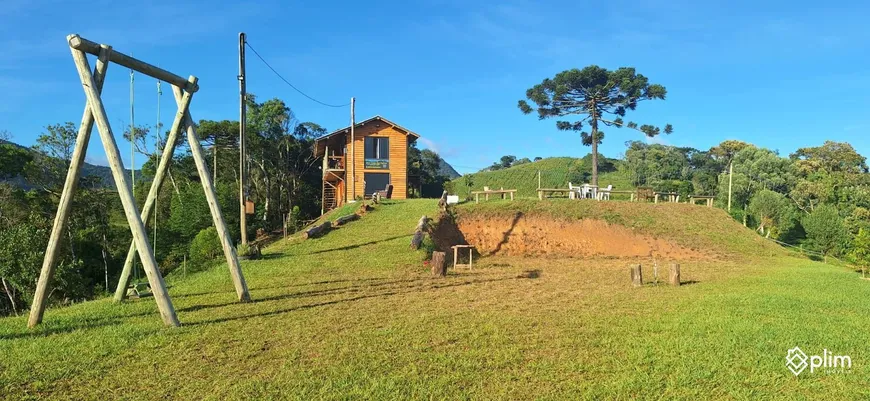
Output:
455 214 709 260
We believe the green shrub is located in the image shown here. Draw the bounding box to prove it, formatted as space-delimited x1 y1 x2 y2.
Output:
236 243 252 257
848 228 870 268
802 204 849 256
747 189 796 239
236 243 261 260
189 227 222 270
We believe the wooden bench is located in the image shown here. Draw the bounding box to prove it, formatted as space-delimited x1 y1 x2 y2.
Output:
537 188 572 200
635 187 655 202
471 189 516 203
688 195 715 207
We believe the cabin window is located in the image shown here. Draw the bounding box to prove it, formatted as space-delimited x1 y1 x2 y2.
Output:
364 137 389 169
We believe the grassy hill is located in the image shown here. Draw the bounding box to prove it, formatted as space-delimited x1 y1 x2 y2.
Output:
448 156 634 200
1 199 867 399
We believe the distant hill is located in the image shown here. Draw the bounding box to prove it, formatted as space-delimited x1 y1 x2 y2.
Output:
0 139 138 190
439 160 461 179
447 155 634 199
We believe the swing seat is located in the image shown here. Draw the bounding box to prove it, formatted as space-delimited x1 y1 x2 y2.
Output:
126 282 153 299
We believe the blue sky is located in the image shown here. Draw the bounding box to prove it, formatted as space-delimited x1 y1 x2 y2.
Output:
2 0 869 174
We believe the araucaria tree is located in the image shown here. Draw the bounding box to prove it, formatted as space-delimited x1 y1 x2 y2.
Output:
518 66 672 185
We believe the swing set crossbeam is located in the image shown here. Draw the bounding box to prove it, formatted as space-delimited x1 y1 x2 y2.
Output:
69 35 198 93
27 34 249 329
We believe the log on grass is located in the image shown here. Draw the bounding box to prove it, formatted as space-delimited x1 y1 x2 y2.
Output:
431 251 447 277
333 213 359 227
304 221 331 239
410 215 430 250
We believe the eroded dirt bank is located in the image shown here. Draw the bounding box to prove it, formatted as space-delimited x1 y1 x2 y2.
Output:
451 213 708 260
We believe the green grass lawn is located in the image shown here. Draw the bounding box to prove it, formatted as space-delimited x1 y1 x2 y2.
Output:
2 199 869 399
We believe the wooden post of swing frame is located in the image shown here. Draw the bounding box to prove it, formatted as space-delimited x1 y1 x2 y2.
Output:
174 84 251 302
113 76 197 301
28 45 111 328
32 40 181 327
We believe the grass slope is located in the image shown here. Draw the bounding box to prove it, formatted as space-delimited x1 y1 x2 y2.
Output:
449 157 633 200
1 199 868 399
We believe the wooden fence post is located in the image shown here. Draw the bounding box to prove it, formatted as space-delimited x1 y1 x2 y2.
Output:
431 251 446 277
669 263 681 286
630 264 643 287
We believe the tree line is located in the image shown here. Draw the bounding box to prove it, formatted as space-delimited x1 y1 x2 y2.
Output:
623 139 870 263
0 95 451 317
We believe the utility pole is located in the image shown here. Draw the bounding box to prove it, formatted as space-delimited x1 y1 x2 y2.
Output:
727 161 733 212
350 97 355 200
239 32 248 245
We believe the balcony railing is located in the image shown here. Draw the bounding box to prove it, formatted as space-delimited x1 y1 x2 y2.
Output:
326 155 345 171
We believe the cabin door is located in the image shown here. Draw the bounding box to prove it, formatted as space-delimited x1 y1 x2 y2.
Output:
364 173 390 197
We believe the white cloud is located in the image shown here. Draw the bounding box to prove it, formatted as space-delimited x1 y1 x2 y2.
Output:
418 137 440 153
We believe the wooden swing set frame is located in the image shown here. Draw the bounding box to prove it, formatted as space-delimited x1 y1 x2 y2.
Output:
27 34 250 328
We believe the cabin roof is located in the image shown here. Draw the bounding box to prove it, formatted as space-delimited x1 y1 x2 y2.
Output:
315 115 420 144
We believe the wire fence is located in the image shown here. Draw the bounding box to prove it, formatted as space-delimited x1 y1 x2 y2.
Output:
764 237 853 268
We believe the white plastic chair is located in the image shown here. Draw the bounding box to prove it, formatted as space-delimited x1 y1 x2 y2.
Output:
568 182 583 200
581 184 593 199
598 185 613 200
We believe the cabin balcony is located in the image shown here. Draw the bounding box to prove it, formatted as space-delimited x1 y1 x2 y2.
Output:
324 155 346 181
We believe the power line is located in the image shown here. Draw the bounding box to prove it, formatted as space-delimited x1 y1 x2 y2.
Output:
244 40 350 108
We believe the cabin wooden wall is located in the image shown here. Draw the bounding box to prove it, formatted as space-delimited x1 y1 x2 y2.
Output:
345 124 409 200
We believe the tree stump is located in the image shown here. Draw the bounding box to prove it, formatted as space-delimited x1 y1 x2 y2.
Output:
630 264 643 287
431 251 447 277
669 263 681 286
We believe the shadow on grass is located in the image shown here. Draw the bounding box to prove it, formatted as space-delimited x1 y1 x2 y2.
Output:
304 235 409 255
259 252 286 260
185 274 531 326
518 269 542 279
178 276 448 313
0 312 159 340
170 277 402 300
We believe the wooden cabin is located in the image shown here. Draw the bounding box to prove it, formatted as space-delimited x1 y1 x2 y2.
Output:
314 115 420 213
